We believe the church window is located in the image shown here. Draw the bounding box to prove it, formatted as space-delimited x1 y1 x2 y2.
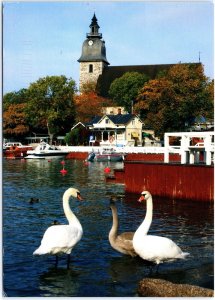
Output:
89 64 93 73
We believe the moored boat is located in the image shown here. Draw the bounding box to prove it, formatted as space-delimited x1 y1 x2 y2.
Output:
25 142 70 159
3 142 33 159
88 148 124 162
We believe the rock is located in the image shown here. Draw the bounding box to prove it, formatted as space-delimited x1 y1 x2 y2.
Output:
138 278 214 297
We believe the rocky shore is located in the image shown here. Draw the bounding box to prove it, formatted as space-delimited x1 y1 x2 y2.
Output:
138 278 214 297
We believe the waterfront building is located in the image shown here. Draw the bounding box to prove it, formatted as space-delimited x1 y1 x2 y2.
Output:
78 14 201 97
86 110 144 147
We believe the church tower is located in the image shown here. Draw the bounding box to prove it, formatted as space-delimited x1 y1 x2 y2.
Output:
78 13 109 91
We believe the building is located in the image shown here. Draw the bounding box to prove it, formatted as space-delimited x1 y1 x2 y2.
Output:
78 13 109 91
78 14 201 97
86 110 143 147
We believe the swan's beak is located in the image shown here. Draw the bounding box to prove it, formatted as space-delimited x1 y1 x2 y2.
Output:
138 195 145 202
77 193 83 201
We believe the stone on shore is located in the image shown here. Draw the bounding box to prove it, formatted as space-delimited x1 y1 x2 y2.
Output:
138 278 214 297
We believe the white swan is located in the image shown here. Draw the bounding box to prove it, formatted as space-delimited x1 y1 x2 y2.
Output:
133 191 189 265
33 187 83 267
109 198 136 257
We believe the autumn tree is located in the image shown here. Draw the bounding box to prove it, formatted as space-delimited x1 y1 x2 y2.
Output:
75 91 114 123
3 103 29 137
109 72 149 113
3 89 30 138
134 63 213 138
25 75 76 143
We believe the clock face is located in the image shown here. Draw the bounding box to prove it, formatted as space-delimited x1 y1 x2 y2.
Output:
88 40 93 46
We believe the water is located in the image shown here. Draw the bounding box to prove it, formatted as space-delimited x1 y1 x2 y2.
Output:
3 159 214 297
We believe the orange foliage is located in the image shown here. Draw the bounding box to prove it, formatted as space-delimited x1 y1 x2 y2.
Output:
75 92 113 123
3 103 29 136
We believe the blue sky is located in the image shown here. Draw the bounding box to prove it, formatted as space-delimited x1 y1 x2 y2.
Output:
3 1 214 94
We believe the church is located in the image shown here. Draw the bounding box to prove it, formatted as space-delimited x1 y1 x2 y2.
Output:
78 13 200 97
76 14 202 146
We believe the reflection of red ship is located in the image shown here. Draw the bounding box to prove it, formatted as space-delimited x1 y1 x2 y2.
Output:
3 142 33 159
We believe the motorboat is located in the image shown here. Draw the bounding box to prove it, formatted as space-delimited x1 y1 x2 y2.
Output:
87 151 96 162
25 142 69 159
88 148 124 162
3 142 33 159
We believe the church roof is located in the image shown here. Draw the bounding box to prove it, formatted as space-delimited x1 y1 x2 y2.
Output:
97 63 201 97
78 39 109 64
78 13 109 64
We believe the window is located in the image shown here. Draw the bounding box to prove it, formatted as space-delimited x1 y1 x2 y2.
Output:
105 119 109 124
89 64 93 73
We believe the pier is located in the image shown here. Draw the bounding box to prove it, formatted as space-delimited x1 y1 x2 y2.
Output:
62 131 214 202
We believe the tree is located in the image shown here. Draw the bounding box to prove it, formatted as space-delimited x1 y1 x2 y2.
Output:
3 89 30 138
3 89 28 111
75 91 114 123
65 126 89 146
109 72 149 113
25 75 77 143
3 103 29 137
79 80 97 94
134 63 213 138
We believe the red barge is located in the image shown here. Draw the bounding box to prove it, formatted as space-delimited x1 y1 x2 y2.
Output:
109 154 214 202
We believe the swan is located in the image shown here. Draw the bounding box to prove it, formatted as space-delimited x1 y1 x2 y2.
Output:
33 187 83 268
133 191 189 265
109 197 136 257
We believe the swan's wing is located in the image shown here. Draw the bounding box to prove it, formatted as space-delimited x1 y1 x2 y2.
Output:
119 232 134 240
117 233 136 254
135 235 184 262
34 225 83 255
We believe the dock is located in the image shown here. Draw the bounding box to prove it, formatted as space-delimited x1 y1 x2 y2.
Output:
62 131 214 202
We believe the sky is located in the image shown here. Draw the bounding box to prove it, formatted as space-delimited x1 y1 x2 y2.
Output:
2 1 214 95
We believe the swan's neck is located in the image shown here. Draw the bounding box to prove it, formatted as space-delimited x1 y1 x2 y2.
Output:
109 205 118 241
63 191 80 226
137 197 153 236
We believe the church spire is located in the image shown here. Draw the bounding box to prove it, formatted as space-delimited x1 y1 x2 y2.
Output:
87 13 102 39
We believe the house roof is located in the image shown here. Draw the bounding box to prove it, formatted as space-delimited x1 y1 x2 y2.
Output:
106 114 137 125
87 113 142 127
96 63 201 98
86 115 102 126
71 122 86 130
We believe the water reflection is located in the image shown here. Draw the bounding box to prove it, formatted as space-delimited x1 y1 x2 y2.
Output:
39 267 81 296
3 159 214 296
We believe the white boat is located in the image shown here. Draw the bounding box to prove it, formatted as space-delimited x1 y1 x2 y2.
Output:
25 142 69 159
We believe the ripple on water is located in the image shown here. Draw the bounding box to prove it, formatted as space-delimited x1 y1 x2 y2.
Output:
3 159 214 296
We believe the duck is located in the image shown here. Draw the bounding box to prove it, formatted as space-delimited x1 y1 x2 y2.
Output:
33 187 83 268
109 197 136 257
29 198 40 204
51 220 61 226
133 191 189 265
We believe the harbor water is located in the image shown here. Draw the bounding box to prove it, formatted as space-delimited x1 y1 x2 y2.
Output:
3 159 214 296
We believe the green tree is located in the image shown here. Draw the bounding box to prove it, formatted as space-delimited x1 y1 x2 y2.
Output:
109 72 149 113
134 63 213 138
65 127 89 146
26 75 77 143
3 89 28 110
